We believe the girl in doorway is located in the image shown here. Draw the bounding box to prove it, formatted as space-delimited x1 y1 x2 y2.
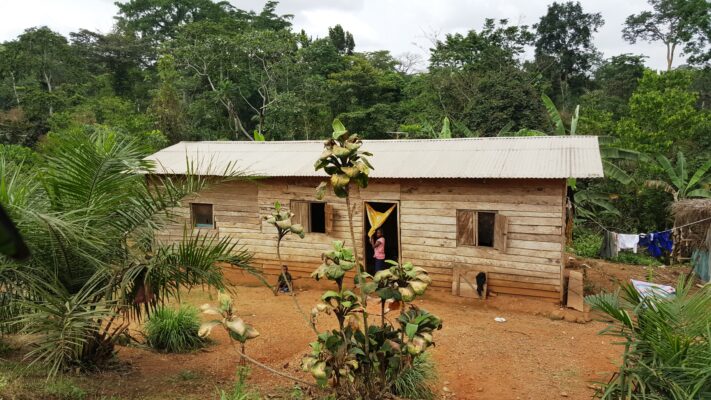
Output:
370 228 386 272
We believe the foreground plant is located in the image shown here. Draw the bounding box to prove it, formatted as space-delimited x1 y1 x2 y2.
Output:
199 292 259 365
302 120 442 399
2 130 253 376
263 201 304 295
586 277 711 399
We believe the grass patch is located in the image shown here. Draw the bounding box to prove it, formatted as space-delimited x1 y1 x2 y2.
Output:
391 353 438 400
45 378 87 400
218 367 261 400
173 369 200 382
609 252 663 267
145 306 205 353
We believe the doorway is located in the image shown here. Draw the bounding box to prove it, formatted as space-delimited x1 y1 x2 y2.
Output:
363 201 400 275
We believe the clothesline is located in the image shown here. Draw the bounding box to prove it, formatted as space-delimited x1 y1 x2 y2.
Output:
587 215 711 236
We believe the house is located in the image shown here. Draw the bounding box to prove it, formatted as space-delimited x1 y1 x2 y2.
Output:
146 136 603 300
671 199 711 283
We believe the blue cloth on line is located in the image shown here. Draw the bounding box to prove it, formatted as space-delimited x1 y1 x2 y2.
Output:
638 231 673 258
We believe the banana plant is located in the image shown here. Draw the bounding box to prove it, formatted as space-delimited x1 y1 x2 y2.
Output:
645 151 711 201
499 94 639 185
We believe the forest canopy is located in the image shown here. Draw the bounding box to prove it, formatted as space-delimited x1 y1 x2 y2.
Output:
0 0 710 233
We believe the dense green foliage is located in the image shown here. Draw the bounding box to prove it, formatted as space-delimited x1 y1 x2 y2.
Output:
145 306 205 353
1 0 708 235
587 278 711 399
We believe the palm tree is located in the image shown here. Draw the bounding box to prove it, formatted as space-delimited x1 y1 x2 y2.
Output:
645 151 711 201
587 278 711 399
0 129 253 376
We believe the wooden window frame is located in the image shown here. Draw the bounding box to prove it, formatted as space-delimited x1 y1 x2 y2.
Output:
290 200 333 235
191 203 214 229
456 210 508 252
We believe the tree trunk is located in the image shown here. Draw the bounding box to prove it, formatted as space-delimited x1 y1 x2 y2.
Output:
43 70 53 115
345 194 370 352
666 42 677 71
10 72 20 106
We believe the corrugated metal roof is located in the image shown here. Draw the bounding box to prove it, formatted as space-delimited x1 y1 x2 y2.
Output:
145 136 604 179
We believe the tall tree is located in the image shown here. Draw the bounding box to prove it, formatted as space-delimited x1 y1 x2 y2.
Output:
70 29 152 99
12 27 79 116
616 69 710 154
150 55 185 143
114 0 235 43
430 18 533 70
328 24 355 55
623 0 711 70
534 1 604 108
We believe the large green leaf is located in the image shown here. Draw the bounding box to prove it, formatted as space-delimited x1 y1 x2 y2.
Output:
687 159 711 192
603 160 634 185
656 154 681 192
439 117 451 139
541 94 565 135
570 105 579 135
676 151 688 189
686 189 711 198
332 118 347 139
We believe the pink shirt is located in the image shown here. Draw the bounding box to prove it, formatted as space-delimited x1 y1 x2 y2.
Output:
373 237 385 260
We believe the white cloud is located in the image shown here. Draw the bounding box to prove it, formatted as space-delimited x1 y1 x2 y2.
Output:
0 0 683 70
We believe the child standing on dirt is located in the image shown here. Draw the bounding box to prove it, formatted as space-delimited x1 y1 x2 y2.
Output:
370 228 386 273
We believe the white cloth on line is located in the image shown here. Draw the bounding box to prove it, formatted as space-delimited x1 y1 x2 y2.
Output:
617 233 639 253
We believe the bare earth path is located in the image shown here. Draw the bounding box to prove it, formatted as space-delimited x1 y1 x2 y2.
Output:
81 283 620 400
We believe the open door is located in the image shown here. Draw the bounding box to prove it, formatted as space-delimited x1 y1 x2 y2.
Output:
364 201 400 275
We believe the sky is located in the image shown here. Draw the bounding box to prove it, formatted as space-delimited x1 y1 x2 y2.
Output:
0 0 681 71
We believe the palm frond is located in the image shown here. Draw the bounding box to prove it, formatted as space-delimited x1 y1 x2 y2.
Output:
586 278 711 399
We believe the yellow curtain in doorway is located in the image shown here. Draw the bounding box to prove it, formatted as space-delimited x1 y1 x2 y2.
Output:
366 203 396 238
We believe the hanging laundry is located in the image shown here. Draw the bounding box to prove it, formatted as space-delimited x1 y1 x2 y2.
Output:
639 231 673 258
599 231 619 259
617 233 639 253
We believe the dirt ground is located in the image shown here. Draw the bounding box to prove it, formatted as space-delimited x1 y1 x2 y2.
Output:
4 259 696 400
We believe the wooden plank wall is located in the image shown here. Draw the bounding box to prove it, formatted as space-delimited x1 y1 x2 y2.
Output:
157 177 566 300
399 179 565 299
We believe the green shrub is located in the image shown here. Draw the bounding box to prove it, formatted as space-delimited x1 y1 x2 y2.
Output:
145 306 205 353
44 378 86 400
391 353 438 400
570 227 602 258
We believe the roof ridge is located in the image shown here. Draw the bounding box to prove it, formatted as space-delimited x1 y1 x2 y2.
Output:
175 135 598 145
